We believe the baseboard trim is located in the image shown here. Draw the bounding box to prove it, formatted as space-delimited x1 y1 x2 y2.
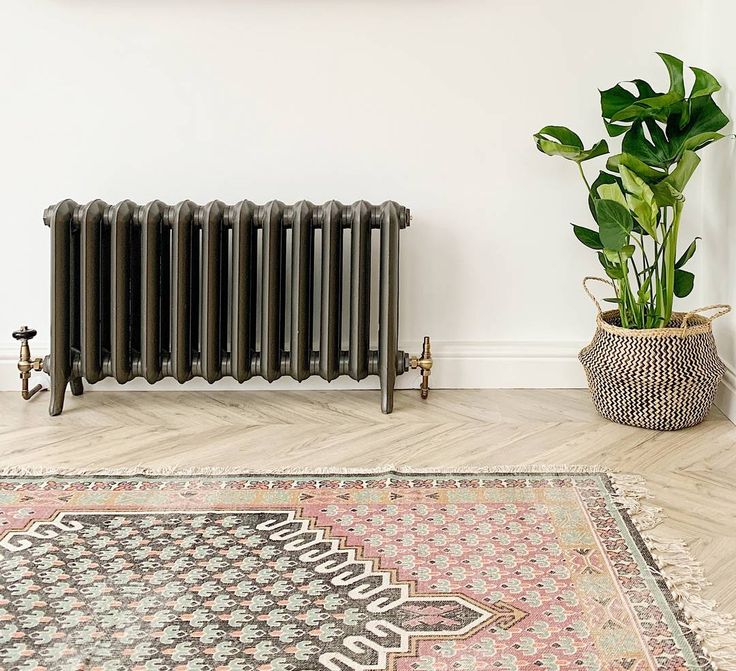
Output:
4 342 734 425
0 341 589 392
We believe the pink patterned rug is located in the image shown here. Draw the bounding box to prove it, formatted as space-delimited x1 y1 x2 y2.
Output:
0 467 734 671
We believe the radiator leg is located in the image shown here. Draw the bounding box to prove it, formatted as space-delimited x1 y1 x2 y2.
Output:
70 376 84 396
49 374 68 416
47 199 77 417
380 380 395 414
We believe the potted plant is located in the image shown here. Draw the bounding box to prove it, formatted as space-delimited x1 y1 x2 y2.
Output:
534 53 731 430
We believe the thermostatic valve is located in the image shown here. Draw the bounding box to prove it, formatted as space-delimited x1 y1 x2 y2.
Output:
12 326 44 401
409 336 433 400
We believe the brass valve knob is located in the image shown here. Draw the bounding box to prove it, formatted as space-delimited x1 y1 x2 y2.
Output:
12 326 38 342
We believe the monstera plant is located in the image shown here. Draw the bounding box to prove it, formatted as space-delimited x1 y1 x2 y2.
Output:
534 53 729 328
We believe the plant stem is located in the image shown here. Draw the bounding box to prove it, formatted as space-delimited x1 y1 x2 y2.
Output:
617 252 632 328
628 256 645 327
657 208 669 324
576 162 592 194
638 233 654 325
664 200 683 319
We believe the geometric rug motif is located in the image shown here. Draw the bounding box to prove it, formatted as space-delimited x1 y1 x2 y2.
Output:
0 471 716 670
1 509 526 670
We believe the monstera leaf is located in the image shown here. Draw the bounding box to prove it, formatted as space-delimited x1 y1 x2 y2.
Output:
587 171 622 220
597 182 628 209
600 55 726 169
600 80 658 136
665 95 728 161
691 67 721 98
619 165 658 239
534 126 609 162
600 54 685 133
606 153 666 182
676 238 699 269
621 120 671 168
595 199 633 250
572 224 603 250
603 245 635 264
674 269 695 297
651 151 701 205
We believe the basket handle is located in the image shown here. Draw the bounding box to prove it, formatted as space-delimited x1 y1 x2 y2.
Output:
681 304 732 331
582 276 614 315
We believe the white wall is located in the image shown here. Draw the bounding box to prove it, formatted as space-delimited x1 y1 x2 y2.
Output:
701 0 736 421
0 0 705 392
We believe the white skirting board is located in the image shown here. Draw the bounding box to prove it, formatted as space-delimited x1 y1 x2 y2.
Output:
2 341 734 423
0 341 588 392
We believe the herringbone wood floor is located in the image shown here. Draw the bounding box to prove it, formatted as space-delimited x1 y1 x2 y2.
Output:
1 389 734 615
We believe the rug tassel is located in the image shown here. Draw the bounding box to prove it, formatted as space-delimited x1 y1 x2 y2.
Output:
610 473 736 671
0 463 611 477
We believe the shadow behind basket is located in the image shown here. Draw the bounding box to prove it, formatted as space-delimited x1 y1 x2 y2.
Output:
579 279 730 431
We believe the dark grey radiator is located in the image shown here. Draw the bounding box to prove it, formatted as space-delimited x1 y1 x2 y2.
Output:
36 199 420 415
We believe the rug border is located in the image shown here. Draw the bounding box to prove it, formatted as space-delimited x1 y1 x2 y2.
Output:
0 463 608 476
1 463 734 671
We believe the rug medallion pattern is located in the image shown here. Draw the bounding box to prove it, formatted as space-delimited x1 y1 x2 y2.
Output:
0 472 709 670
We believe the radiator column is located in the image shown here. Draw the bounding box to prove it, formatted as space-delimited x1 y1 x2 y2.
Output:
80 200 107 385
349 201 371 381
200 200 226 383
47 199 78 416
170 201 196 383
230 201 257 382
290 201 314 381
110 201 135 384
140 200 164 384
378 202 400 414
319 201 343 381
261 201 285 382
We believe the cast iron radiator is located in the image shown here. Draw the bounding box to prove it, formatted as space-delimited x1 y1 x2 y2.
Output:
23 199 430 416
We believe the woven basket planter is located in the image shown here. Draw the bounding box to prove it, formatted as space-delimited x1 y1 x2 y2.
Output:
578 277 731 431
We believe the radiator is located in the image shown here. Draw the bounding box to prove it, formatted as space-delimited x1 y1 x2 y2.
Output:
13 199 432 416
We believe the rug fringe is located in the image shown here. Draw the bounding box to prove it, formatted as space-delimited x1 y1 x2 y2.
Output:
609 473 736 671
0 463 609 476
2 463 733 669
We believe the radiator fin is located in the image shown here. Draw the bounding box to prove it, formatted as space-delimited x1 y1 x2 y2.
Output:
378 202 401 413
230 201 257 382
290 201 314 381
170 201 195 383
349 201 372 381
200 200 226 383
140 200 164 384
319 201 343 381
110 200 135 384
79 200 107 384
260 201 285 382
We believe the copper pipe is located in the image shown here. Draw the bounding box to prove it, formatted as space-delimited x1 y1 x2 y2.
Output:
21 379 43 401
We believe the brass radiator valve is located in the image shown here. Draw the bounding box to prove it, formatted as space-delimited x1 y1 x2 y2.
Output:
409 336 433 400
12 326 45 401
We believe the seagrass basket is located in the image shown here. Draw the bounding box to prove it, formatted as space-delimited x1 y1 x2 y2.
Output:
578 277 731 431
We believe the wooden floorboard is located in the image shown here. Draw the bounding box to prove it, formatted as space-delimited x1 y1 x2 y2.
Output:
0 388 734 615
